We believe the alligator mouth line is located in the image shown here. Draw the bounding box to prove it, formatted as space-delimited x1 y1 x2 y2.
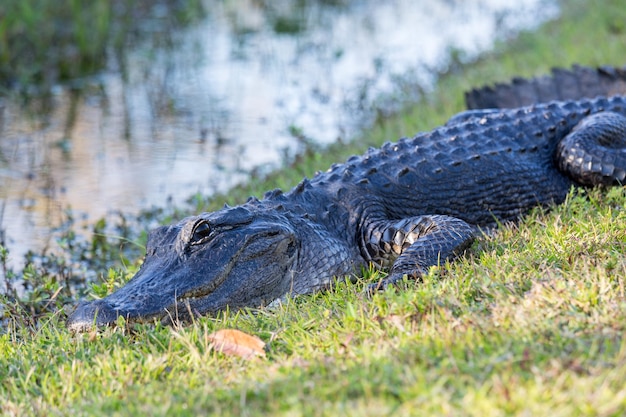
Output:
157 285 222 324
164 244 242 316
167 233 295 317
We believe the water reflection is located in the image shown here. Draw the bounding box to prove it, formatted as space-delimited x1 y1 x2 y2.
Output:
0 0 558 268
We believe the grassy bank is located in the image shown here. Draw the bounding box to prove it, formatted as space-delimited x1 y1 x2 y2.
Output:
2 0 626 415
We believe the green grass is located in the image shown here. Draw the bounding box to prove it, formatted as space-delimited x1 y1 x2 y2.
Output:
2 0 626 415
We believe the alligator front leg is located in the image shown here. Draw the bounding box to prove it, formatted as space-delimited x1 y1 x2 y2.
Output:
361 215 475 292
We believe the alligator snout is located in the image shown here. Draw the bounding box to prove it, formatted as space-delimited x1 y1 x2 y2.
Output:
67 300 121 332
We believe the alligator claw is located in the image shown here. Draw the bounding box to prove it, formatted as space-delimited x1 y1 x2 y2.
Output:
366 273 407 296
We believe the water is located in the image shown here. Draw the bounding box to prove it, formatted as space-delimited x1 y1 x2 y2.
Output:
0 0 558 269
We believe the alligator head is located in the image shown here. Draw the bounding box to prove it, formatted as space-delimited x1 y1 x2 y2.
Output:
66 205 299 332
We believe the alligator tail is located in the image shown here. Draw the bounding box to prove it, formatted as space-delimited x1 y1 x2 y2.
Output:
465 65 626 110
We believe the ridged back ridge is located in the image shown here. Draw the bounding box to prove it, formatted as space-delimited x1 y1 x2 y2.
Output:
465 65 626 110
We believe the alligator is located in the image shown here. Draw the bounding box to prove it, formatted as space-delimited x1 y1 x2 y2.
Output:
67 65 626 332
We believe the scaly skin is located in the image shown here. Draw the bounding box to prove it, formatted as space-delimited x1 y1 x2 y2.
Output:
67 70 626 332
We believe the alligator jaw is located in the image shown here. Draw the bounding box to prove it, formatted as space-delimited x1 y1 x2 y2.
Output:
66 284 222 332
66 297 198 332
67 292 222 332
66 296 198 332
66 210 302 332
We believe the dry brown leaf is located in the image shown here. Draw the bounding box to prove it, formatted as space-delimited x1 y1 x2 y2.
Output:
207 329 266 360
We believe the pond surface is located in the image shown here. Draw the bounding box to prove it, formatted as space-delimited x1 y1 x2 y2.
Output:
0 0 558 269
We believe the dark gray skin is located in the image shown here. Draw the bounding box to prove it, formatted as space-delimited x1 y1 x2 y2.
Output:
67 68 626 332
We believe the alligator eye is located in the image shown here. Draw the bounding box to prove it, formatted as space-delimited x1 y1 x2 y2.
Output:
191 221 212 244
